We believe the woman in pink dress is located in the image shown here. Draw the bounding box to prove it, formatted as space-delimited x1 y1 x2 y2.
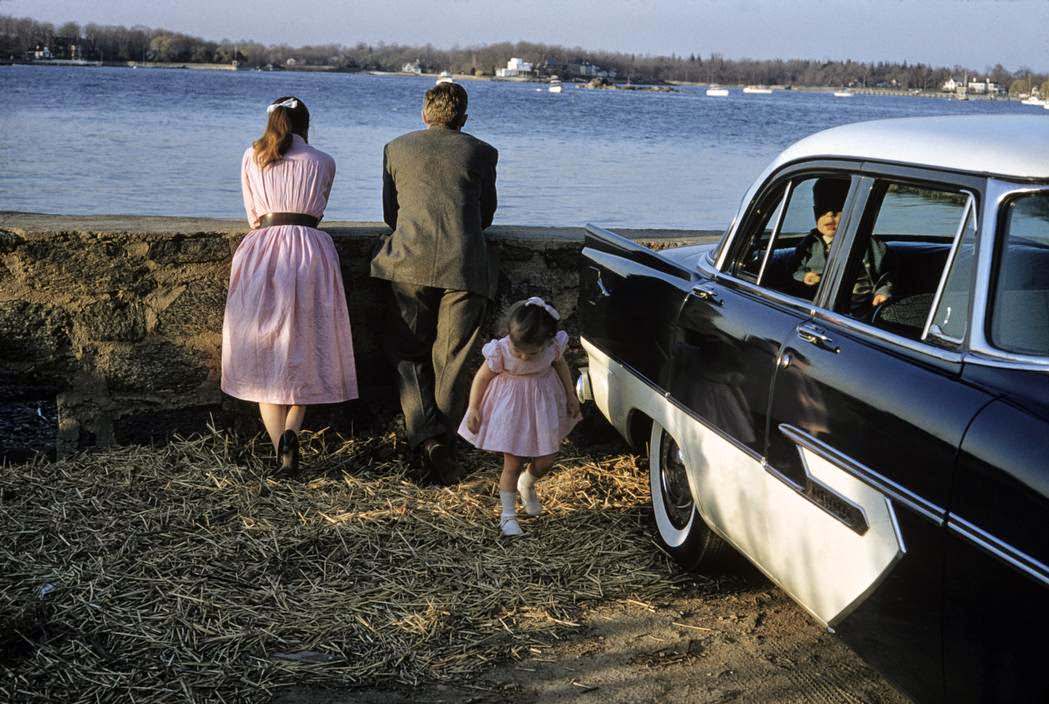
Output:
459 297 582 537
222 96 358 474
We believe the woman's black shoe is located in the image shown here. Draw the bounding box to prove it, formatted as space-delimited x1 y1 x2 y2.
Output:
275 430 300 478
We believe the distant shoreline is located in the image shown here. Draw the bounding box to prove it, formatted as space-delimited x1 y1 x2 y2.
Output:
5 61 1021 102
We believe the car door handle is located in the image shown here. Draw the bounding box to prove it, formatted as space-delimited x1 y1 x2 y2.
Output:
692 284 723 306
797 323 839 353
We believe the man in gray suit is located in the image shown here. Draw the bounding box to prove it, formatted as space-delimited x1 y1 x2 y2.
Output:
372 82 498 484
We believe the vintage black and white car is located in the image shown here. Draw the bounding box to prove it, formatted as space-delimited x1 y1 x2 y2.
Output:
575 115 1049 703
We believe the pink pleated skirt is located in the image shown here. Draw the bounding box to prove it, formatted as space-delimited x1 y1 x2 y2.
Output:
221 225 358 405
458 369 578 457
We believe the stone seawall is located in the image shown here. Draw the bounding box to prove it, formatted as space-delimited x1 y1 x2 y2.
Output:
0 213 717 458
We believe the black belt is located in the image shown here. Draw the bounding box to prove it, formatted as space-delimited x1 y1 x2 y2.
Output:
259 212 320 228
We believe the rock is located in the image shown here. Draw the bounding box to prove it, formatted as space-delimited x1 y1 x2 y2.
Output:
92 340 210 394
0 300 74 378
151 281 227 337
146 234 232 265
75 297 146 342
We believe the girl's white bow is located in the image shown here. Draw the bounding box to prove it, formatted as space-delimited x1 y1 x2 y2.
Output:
267 98 299 114
524 296 560 320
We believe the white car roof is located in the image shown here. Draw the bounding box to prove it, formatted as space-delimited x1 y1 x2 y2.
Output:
768 115 1049 181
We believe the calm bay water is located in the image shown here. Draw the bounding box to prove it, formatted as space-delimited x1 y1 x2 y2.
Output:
1 65 1037 228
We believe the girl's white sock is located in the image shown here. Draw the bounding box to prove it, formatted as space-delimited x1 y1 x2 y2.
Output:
517 470 541 516
499 490 523 536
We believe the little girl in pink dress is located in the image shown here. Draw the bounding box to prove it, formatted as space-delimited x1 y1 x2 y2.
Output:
459 297 581 536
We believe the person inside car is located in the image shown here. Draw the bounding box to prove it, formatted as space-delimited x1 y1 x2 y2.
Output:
792 176 894 315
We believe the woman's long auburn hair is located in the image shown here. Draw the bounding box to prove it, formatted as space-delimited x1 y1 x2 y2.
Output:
253 96 310 169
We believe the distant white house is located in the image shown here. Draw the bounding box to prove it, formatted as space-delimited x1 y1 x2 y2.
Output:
941 77 958 92
285 57 298 67
571 60 616 79
402 60 423 74
496 57 533 78
32 45 53 60
967 77 999 94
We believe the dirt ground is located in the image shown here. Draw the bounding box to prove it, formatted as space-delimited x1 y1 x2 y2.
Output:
2 428 912 703
277 565 910 704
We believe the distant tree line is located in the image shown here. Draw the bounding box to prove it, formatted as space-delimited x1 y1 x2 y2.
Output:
3 13 1046 92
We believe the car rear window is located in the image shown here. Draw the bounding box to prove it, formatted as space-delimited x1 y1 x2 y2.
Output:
991 192 1049 357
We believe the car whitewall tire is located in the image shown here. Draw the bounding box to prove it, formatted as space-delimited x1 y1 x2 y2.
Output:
648 421 730 569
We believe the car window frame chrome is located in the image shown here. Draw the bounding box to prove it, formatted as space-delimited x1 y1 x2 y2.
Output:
966 181 1049 372
755 185 792 286
813 167 985 364
921 193 977 345
710 159 1049 368
715 158 866 273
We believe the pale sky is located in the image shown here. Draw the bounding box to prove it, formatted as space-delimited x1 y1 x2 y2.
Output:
8 0 1049 71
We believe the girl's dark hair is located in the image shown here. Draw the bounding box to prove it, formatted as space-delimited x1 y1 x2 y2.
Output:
253 96 310 169
507 299 558 349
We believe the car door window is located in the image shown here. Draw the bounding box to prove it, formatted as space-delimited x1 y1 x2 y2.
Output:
733 183 787 282
926 198 977 345
834 181 972 342
991 191 1049 356
732 175 853 302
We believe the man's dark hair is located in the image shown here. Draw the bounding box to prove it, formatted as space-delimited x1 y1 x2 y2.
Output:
423 83 468 128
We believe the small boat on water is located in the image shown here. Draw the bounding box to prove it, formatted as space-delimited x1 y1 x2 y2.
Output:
548 77 563 93
706 84 729 97
742 85 772 94
1021 96 1046 107
833 90 854 98
435 71 453 85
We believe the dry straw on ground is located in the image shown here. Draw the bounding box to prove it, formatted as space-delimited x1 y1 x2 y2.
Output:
0 429 681 702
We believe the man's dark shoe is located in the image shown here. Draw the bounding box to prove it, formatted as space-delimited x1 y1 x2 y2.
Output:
421 438 459 486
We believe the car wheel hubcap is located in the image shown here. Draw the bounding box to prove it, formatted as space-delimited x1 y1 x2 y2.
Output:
659 431 694 529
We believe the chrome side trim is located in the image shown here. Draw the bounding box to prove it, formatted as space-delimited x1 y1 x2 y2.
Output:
779 424 946 526
967 182 1049 371
948 515 1049 588
762 455 871 536
962 351 1049 373
811 309 964 365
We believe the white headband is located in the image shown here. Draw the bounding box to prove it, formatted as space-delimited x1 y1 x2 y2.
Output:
267 98 299 114
524 296 560 321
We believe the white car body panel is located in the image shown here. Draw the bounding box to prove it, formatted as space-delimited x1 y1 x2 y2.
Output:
582 337 905 626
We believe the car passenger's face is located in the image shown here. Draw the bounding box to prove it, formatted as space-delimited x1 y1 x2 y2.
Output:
817 210 842 240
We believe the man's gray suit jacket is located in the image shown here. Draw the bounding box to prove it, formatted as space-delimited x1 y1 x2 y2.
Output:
372 125 499 298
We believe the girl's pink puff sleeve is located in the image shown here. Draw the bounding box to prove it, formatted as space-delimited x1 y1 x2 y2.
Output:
241 148 261 229
553 330 570 360
481 339 504 373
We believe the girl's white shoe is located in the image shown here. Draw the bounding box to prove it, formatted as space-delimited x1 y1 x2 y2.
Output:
500 513 524 537
517 471 542 516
